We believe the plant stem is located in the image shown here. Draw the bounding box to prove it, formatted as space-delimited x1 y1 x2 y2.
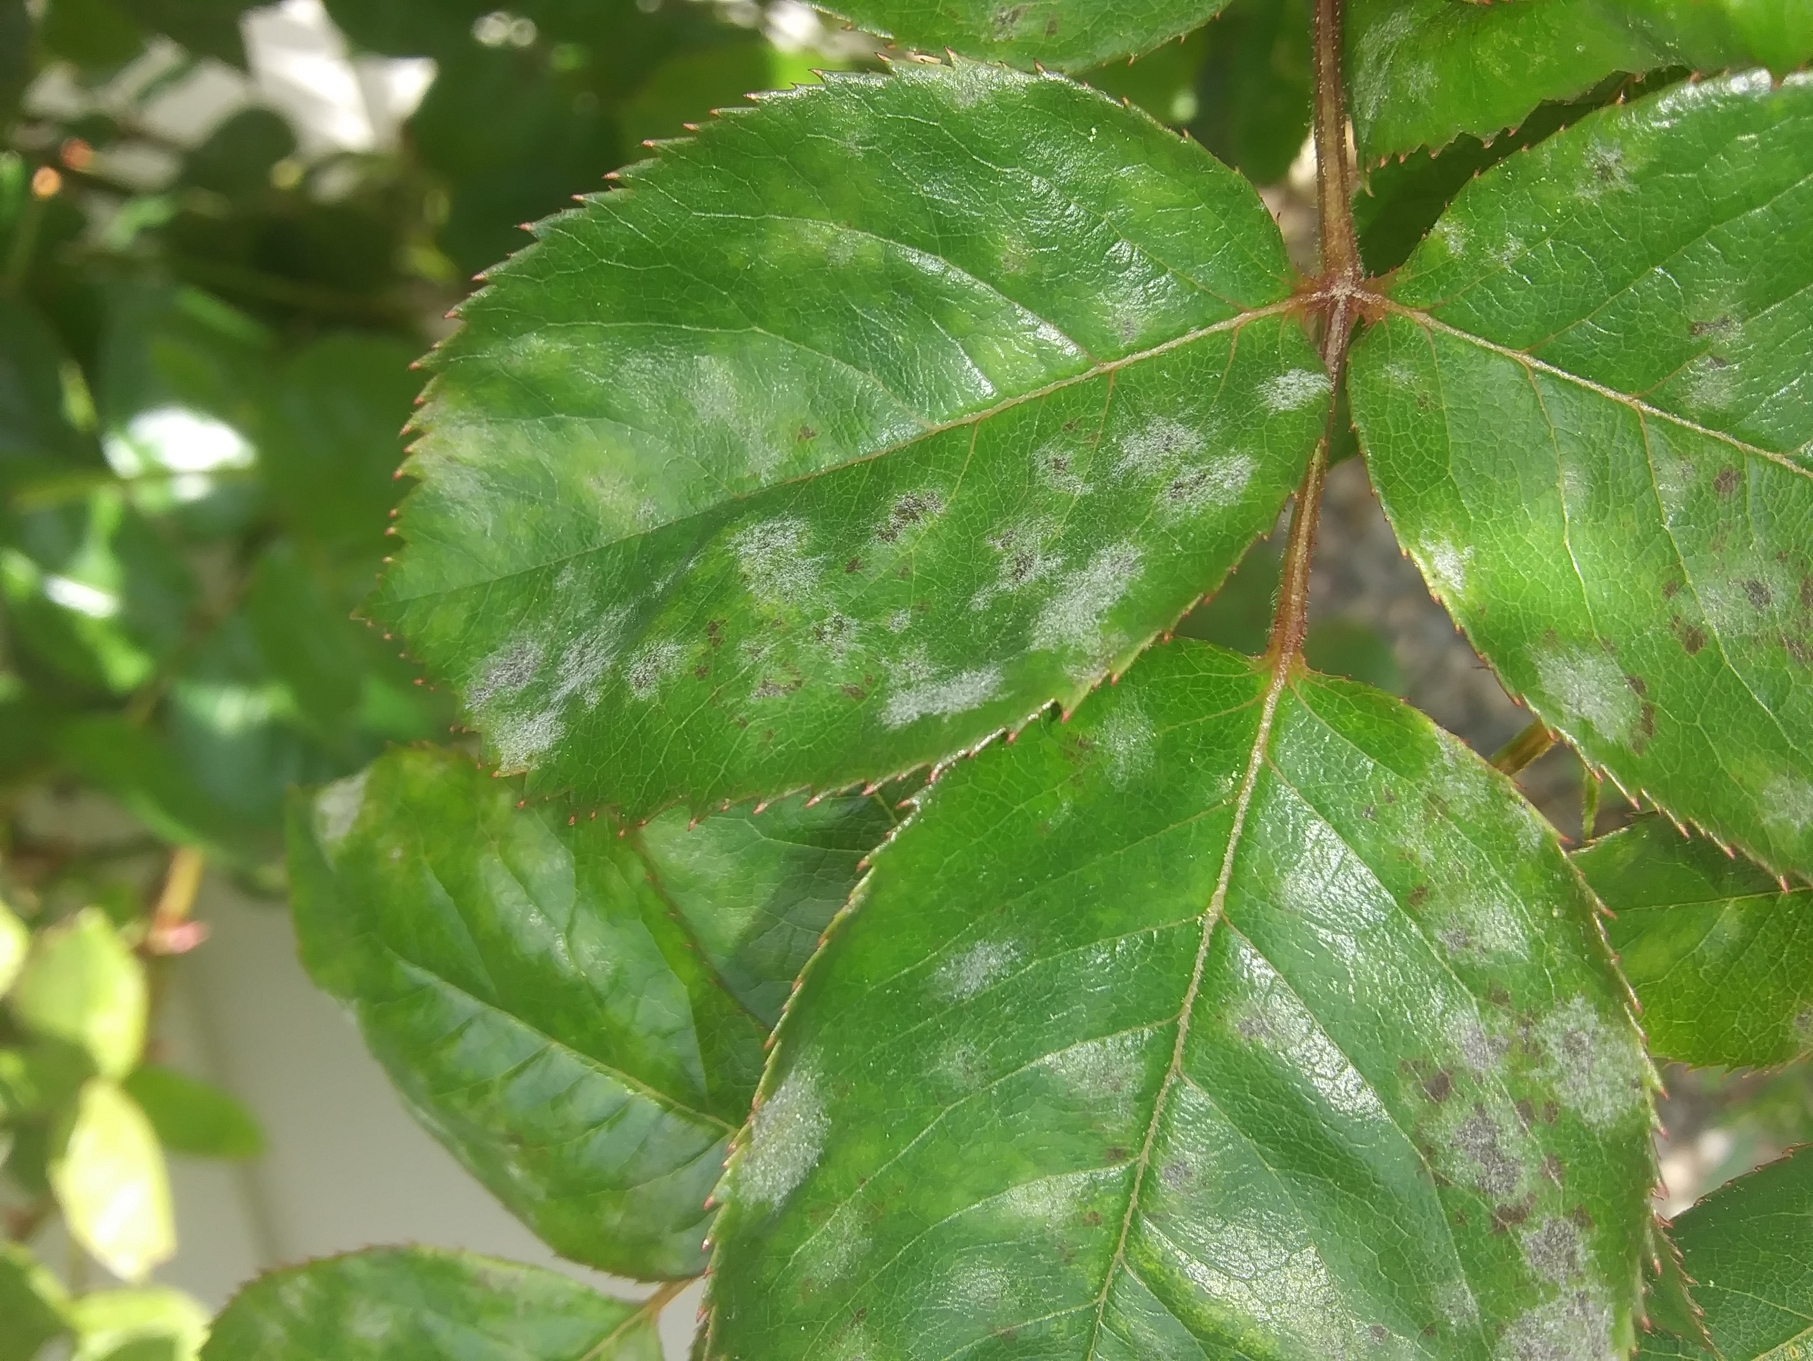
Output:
1491 718 1556 776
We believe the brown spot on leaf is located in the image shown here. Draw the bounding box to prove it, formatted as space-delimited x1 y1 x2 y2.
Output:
797 424 817 441
1408 883 1430 908
844 557 862 574
706 619 725 648
1714 467 1740 497
1424 1070 1453 1103
1745 579 1773 609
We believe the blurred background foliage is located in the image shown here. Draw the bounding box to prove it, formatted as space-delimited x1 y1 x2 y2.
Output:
0 1 1804 1356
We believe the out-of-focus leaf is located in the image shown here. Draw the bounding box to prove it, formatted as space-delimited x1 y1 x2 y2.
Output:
0 1 30 123
1346 0 1813 159
0 897 27 998
1303 616 1403 693
201 1247 661 1361
1638 1148 1813 1359
121 1065 263 1160
40 0 142 68
619 38 777 150
115 0 258 65
50 1080 175 1283
1081 29 1210 128
1191 0 1312 183
0 296 94 479
378 61 1327 818
288 745 886 1279
0 1243 69 1361
241 542 370 745
58 717 263 865
1576 818 1813 1069
177 110 297 198
1350 74 1813 881
11 908 146 1080
67 1287 208 1361
706 641 1655 1357
818 0 1230 70
0 488 196 695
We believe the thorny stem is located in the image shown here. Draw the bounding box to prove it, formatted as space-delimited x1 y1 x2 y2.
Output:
1267 0 1362 664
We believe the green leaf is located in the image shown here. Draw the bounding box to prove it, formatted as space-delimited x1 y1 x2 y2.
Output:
705 642 1655 1357
1349 73 1813 882
0 296 94 478
1186 0 1313 184
201 1247 663 1361
121 1065 263 1160
11 908 146 1080
0 1244 69 1361
818 0 1228 70
287 746 883 1278
1575 818 1813 1069
378 61 1328 817
67 1287 208 1361
0 897 27 998
1638 1148 1813 1359
50 1080 175 1283
1346 0 1813 160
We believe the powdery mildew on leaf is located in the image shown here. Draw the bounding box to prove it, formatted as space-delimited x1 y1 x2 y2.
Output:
372 59 1328 817
704 643 1655 1358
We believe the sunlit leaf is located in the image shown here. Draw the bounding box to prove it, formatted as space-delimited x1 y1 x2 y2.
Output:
0 1243 68 1361
0 897 27 999
378 60 1328 817
201 1247 662 1361
11 908 146 1080
50 1080 175 1283
818 0 1229 71
706 642 1655 1358
67 1287 209 1361
1350 73 1813 880
287 746 885 1278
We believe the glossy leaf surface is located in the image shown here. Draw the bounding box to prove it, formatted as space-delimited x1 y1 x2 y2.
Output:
1577 818 1813 1069
50 1080 174 1283
1350 74 1813 881
200 1247 661 1361
1346 0 1813 159
288 746 884 1278
376 61 1329 817
819 0 1228 70
1639 1148 1813 1359
706 642 1654 1358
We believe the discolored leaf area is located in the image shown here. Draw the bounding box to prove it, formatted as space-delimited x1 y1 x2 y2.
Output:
375 60 1330 818
287 746 887 1278
1638 1148 1813 1359
1577 818 1813 1069
1350 73 1813 881
705 642 1654 1359
1346 0 1813 160
201 1247 662 1361
817 0 1229 71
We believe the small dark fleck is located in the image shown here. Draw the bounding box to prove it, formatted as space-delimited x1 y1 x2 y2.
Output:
1424 1070 1453 1103
1541 1154 1565 1184
1681 625 1706 655
1515 1099 1536 1127
1568 1205 1596 1230
1663 580 1681 598
841 683 866 700
1624 673 1647 697
692 663 709 679
1688 316 1734 337
1637 702 1656 742
1714 467 1740 497
796 424 818 441
1745 579 1773 609
1083 1209 1103 1226
844 557 862 573
706 619 725 648
1801 576 1813 609
1105 1145 1129 1164
1541 1101 1559 1124
1408 884 1430 908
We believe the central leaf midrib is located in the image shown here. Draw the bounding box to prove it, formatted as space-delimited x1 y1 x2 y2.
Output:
386 300 1300 605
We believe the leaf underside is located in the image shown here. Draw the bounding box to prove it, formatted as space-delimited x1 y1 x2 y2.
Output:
816 0 1230 72
1576 817 1813 1069
1346 0 1813 160
375 60 1329 818
285 747 886 1279
1351 72 1813 882
1637 1148 1813 1360
199 1247 662 1361
706 641 1655 1360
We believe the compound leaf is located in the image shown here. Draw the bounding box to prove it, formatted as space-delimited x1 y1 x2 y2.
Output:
376 60 1329 818
1347 0 1813 160
1350 73 1813 882
1638 1148 1813 1359
200 1247 662 1361
1576 818 1813 1069
287 746 885 1279
705 642 1655 1359
818 0 1230 71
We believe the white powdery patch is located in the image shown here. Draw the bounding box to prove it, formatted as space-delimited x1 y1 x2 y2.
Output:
1259 368 1332 415
1232 944 1388 1122
1163 453 1256 515
1422 538 1473 600
1095 702 1155 789
1521 1217 1587 1287
554 607 630 709
934 938 1023 1002
313 769 369 851
624 640 686 700
882 665 1004 728
1764 775 1813 835
467 637 544 711
1173 1210 1374 1354
1494 1291 1615 1361
971 518 1063 612
487 708 566 772
1034 440 1091 496
1114 416 1204 479
1435 896 1531 962
1029 543 1143 657
1432 218 1468 258
1536 995 1646 1132
733 517 823 604
1039 1030 1149 1109
734 1062 828 1213
1533 646 1639 748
